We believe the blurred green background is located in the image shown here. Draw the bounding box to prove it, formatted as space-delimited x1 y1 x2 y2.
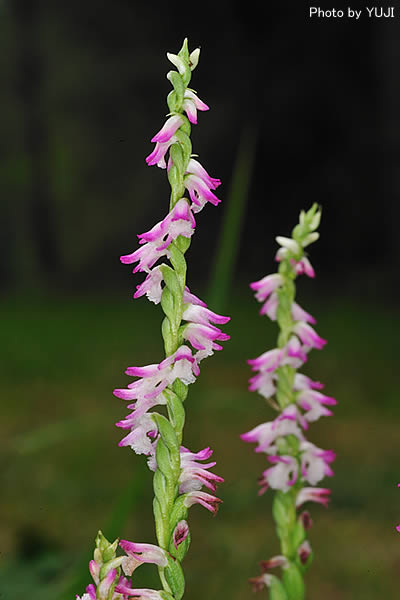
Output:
1 1 400 599
1 291 399 599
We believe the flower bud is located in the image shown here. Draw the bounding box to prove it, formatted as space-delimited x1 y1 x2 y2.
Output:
189 48 200 70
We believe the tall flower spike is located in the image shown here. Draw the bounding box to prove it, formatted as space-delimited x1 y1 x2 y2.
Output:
241 204 336 600
113 38 229 600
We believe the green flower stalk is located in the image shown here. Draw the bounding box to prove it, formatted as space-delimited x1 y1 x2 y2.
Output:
241 205 336 600
109 39 229 600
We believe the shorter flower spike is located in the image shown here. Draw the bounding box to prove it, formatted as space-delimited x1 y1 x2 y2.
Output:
241 204 335 598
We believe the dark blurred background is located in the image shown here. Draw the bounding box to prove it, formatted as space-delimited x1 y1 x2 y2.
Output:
1 1 400 599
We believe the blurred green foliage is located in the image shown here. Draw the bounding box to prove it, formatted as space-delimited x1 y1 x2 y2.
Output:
1 291 399 599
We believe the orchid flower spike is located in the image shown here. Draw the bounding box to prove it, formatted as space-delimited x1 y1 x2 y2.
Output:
108 38 228 600
241 204 336 599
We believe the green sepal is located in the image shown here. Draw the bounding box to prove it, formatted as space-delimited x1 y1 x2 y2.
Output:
177 39 191 86
275 365 295 408
153 496 169 548
161 316 174 357
168 528 191 562
170 143 185 179
156 437 178 480
268 575 289 600
178 38 189 62
282 563 305 600
172 378 188 402
153 467 168 503
290 520 306 551
161 287 176 326
167 90 180 113
272 491 296 530
161 264 183 299
164 389 186 435
96 530 111 556
276 286 295 342
95 533 118 563
175 234 191 254
159 592 175 600
168 71 185 107
152 414 180 466
164 555 185 600
99 557 123 580
167 163 181 196
175 129 192 164
177 114 191 136
169 495 189 527
168 244 187 288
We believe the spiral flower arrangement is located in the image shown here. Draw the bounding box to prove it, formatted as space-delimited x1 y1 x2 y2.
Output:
76 39 229 600
241 205 336 600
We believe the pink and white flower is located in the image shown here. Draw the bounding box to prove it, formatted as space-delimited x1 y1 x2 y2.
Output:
182 322 230 360
184 173 221 213
116 395 166 431
299 441 335 485
120 239 165 274
185 158 221 190
137 198 195 246
182 303 230 326
286 335 308 365
275 247 315 278
298 540 312 565
120 199 195 273
172 520 189 549
158 344 200 384
183 490 223 515
114 346 200 455
113 362 171 402
275 236 301 255
114 345 199 403
293 321 327 350
294 256 315 278
259 555 289 573
117 413 159 454
179 446 224 493
295 486 331 508
259 454 299 493
182 286 207 307
250 273 284 304
145 137 177 168
294 373 324 391
119 541 168 573
182 90 209 124
115 583 164 600
241 408 304 455
296 389 337 422
84 563 130 600
150 114 183 144
248 370 276 399
134 265 164 304
248 348 285 373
